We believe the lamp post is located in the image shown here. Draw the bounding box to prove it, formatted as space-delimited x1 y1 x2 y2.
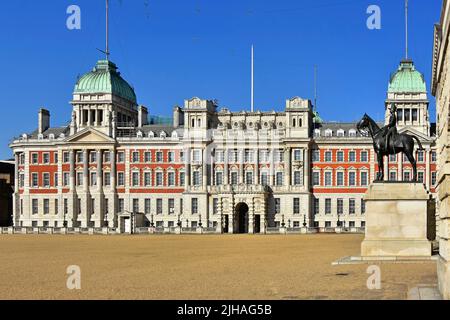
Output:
150 213 154 227
281 214 285 228
186 219 189 228
303 214 307 227
288 219 291 228
177 214 181 227
337 213 341 227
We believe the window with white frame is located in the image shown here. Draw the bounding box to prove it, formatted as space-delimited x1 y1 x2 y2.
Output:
417 171 424 183
63 152 70 163
349 172 356 186
361 199 366 214
43 173 50 187
191 198 198 214
132 151 139 163
144 199 151 214
336 172 344 186
337 198 343 214
156 172 163 186
431 172 437 186
244 150 253 162
77 172 83 186
156 151 163 162
31 173 38 187
325 151 332 162
76 151 83 163
104 151 111 163
324 172 332 186
117 152 124 163
389 154 397 162
213 198 219 215
192 171 201 186
293 149 303 161
215 171 223 185
276 172 283 186
417 151 424 162
168 172 175 186
43 199 49 214
144 151 152 162
245 171 253 185
312 172 320 186
168 198 175 214
274 198 281 214
230 171 238 185
360 171 368 186
216 150 224 162
90 172 97 186
168 152 175 162
132 172 139 186
156 199 163 214
314 198 319 214
293 198 300 214
403 171 411 182
43 153 50 164
260 171 268 186
90 152 97 163
259 150 269 162
337 151 344 162
192 150 201 162
104 172 111 186
360 151 368 162
32 199 38 215
349 198 356 214
179 171 185 186
117 172 125 186
349 151 356 162
312 150 320 162
293 171 303 185
431 151 437 162
133 199 139 213
389 171 397 181
325 198 331 214
144 172 151 186
31 153 38 164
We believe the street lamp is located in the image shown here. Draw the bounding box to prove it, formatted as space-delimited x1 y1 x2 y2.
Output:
281 214 285 228
303 215 307 227
186 219 189 228
337 213 341 227
288 219 291 228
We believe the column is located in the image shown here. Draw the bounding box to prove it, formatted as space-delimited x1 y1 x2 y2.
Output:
110 148 117 228
224 148 229 185
425 148 431 190
254 149 259 184
13 153 19 226
284 147 291 186
239 149 244 184
202 148 208 188
96 150 103 190
185 147 191 188
304 148 310 189
69 150 76 191
83 150 89 192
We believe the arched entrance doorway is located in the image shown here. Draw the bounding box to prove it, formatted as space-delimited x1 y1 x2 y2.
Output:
234 202 249 234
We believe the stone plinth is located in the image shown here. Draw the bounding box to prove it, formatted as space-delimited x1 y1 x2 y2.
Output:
361 182 432 258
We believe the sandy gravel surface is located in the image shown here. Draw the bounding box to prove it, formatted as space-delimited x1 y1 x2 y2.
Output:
0 234 436 300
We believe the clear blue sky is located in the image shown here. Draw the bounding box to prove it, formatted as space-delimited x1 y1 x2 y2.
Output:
0 0 441 159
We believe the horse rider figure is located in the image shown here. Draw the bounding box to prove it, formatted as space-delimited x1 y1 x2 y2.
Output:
381 104 398 152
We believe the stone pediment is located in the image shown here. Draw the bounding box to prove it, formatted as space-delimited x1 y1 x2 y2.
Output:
65 128 115 144
397 127 432 141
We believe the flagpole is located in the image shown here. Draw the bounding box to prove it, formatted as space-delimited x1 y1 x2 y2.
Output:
251 45 254 112
405 0 408 59
106 0 110 60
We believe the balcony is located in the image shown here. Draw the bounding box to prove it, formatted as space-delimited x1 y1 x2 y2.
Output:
209 184 269 194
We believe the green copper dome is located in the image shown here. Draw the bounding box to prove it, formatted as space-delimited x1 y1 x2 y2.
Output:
388 60 426 93
74 60 137 104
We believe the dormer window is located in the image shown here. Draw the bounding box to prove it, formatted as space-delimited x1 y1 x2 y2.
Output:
314 129 321 137
349 129 357 137
337 129 345 137
325 129 332 137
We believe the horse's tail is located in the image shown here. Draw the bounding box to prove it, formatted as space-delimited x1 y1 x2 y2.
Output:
411 135 424 150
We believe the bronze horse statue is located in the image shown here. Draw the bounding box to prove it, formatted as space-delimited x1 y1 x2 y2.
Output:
356 113 423 181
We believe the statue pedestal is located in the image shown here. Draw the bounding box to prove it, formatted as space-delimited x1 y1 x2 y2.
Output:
361 182 432 258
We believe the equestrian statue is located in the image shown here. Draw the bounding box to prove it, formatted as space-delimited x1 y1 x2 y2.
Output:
356 103 424 182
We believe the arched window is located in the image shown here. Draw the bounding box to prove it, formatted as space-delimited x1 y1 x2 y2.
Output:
198 118 202 127
299 119 303 127
292 119 296 127
191 118 195 128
